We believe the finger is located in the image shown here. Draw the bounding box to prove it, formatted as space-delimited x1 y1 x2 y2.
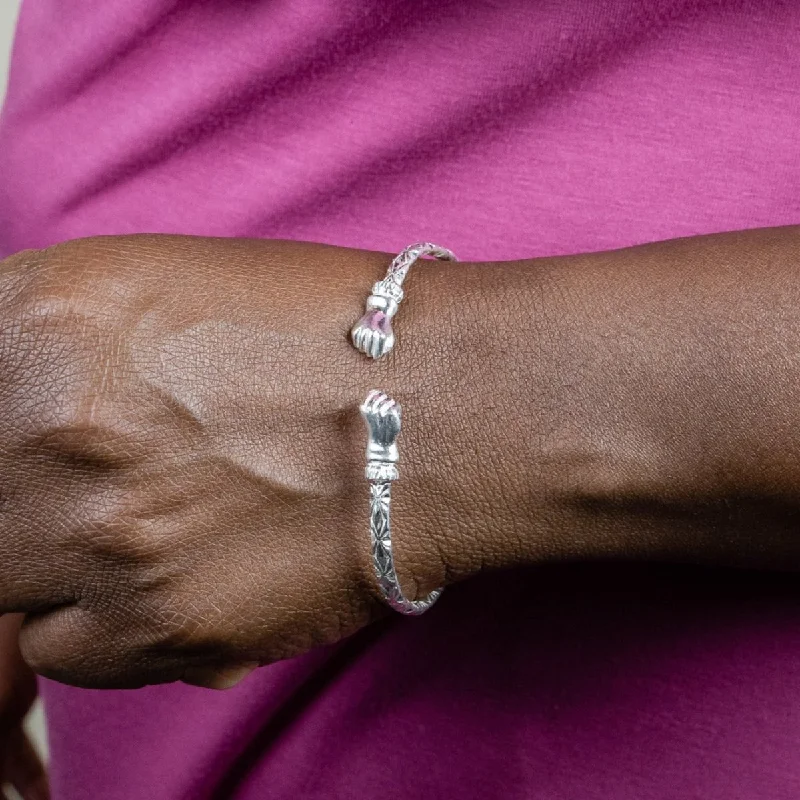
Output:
361 328 373 356
354 327 366 352
19 603 254 690
0 469 88 612
0 517 79 613
19 604 181 689
2 727 49 800
378 394 395 415
181 663 259 690
371 330 383 359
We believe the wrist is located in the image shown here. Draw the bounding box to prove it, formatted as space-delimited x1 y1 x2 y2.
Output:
376 256 567 593
371 233 774 591
345 230 800 603
401 228 800 581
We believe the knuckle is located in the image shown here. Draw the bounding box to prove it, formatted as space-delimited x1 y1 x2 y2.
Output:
0 248 45 299
79 497 168 568
0 255 128 444
2 238 121 330
25 380 147 474
17 610 75 677
18 608 131 688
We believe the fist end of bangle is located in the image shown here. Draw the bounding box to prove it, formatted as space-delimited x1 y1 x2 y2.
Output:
351 288 401 359
360 389 402 467
351 307 395 359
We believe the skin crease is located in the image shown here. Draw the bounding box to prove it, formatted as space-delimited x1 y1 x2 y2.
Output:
0 229 797 707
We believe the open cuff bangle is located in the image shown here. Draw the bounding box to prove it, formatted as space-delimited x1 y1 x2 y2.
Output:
352 243 457 615
359 390 443 615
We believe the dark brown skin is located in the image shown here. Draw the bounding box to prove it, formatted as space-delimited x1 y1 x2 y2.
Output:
0 228 798 703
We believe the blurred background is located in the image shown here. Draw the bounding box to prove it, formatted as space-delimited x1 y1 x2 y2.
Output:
0 0 21 104
0 4 50 796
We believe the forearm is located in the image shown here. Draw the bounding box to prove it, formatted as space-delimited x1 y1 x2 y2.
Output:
389 226 800 591
1 230 797 685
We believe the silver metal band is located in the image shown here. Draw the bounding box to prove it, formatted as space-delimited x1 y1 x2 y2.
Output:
359 390 443 615
352 242 457 615
351 241 458 360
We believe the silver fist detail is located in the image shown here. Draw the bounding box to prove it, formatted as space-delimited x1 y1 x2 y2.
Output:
360 390 402 475
351 293 398 359
350 243 457 360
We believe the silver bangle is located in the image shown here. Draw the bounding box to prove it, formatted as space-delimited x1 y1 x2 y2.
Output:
359 390 442 615
352 243 458 615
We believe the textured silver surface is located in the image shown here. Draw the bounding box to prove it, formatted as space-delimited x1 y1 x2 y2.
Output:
360 390 443 615
351 242 458 359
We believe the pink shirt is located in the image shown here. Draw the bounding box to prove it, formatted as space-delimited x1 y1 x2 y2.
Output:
2 1 800 797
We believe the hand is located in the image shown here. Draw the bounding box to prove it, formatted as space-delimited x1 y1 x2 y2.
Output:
0 236 463 690
0 615 48 800
10 229 788 692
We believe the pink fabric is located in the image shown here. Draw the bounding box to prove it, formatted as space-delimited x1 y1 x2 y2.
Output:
2 1 800 797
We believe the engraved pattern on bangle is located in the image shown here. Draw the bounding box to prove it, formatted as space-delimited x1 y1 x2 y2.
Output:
351 242 458 359
360 389 443 615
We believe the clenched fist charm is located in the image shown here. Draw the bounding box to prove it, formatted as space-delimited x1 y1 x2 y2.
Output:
360 389 402 482
351 279 402 359
350 242 457 359
359 389 443 615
